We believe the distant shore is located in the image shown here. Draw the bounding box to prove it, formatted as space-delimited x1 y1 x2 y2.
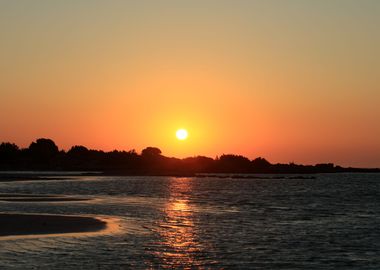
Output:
1 139 379 175
0 171 380 183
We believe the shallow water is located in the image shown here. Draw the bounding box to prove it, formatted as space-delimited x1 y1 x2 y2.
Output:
0 174 379 269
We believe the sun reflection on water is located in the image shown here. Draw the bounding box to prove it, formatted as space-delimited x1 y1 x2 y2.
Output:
151 177 205 269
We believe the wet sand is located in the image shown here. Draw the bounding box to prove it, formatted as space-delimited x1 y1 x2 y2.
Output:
0 197 89 202
0 213 107 237
0 193 91 202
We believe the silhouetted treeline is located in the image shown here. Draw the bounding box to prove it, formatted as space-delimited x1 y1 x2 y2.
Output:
0 138 379 175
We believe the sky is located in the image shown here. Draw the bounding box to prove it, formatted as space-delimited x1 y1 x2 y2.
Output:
0 0 379 167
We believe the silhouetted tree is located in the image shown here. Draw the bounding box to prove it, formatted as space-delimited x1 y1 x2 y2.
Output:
182 156 215 172
141 147 162 157
140 147 163 174
0 142 19 157
217 154 251 173
251 157 271 172
101 150 140 171
68 145 89 155
27 138 60 169
0 142 20 169
66 145 91 169
29 138 59 158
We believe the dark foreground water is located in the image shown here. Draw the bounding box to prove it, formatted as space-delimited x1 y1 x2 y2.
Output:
0 174 379 269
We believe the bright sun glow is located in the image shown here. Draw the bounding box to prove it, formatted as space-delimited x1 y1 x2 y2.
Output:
176 129 188 140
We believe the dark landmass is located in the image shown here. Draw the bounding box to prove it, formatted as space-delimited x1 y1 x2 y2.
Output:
0 138 379 175
0 213 106 237
196 174 317 180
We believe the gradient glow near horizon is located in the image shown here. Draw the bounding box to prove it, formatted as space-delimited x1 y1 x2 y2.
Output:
1 0 379 167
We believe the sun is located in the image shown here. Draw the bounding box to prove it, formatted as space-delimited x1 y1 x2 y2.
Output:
176 129 188 140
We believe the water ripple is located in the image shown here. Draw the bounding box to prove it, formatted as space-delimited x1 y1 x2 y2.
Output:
0 174 379 269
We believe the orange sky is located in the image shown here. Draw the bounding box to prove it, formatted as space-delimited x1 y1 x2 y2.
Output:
0 1 379 167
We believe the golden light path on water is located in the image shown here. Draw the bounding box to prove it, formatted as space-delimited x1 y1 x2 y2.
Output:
152 177 205 268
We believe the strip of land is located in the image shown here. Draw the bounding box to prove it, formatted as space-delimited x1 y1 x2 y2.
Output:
0 213 107 237
0 193 91 202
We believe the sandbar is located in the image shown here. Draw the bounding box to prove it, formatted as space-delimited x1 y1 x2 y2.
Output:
0 197 89 202
0 193 90 202
0 213 107 237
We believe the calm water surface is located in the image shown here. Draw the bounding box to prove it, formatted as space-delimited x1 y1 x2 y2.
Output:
0 174 379 269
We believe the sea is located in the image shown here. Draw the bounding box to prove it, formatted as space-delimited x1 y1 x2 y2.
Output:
0 173 379 269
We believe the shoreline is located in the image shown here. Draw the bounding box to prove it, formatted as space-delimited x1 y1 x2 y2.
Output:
0 171 379 183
